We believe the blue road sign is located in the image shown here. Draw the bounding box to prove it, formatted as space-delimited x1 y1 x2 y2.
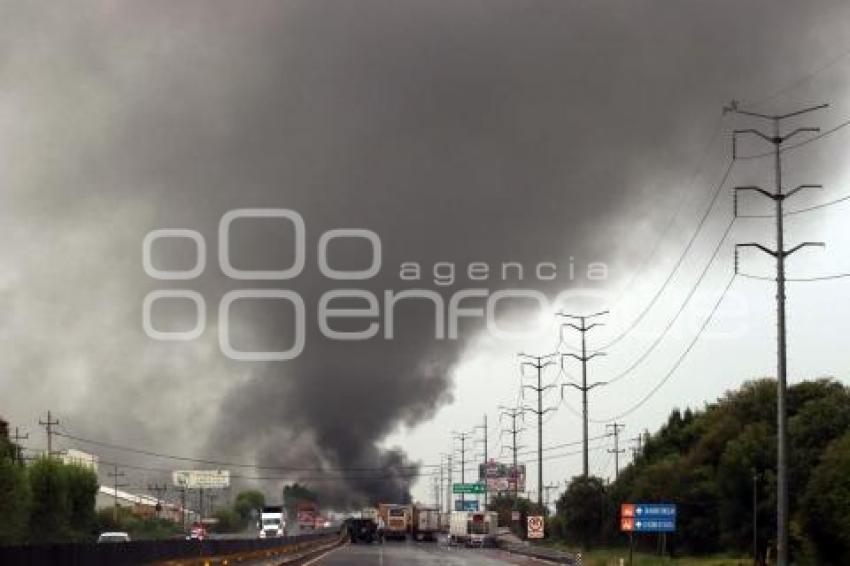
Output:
633 518 676 532
455 499 480 512
632 503 676 532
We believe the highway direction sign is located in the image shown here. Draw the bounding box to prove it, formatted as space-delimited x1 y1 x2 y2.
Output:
620 503 676 532
455 499 479 511
452 482 485 494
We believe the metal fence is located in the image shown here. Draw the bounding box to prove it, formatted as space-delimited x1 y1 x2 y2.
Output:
0 530 336 566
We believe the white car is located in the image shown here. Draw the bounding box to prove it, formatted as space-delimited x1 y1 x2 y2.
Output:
97 532 131 543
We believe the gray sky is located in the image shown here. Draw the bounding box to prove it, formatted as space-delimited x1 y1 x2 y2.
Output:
1 0 849 508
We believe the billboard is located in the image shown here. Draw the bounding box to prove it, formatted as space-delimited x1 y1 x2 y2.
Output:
172 469 230 489
478 461 526 492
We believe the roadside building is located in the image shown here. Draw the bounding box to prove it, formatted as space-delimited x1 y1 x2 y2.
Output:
96 486 193 524
61 449 98 472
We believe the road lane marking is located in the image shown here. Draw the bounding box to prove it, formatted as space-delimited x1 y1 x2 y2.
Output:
300 542 347 566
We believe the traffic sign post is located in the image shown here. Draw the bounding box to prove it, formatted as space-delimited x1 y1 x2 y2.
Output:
452 482 486 494
527 515 544 539
620 503 676 566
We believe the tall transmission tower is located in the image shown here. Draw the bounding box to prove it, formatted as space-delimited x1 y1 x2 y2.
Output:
728 101 827 566
11 427 28 465
438 453 448 513
499 406 526 506
544 482 561 510
453 431 473 505
446 453 454 513
38 410 59 458
629 434 644 460
518 352 558 508
558 311 608 478
474 415 489 508
606 422 626 481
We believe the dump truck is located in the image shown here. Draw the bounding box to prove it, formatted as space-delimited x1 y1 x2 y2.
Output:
412 505 441 541
378 503 411 540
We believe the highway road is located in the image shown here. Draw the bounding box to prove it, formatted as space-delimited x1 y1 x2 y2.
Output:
305 539 563 565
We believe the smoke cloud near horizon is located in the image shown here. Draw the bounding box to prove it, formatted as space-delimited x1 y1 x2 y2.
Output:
1 0 847 507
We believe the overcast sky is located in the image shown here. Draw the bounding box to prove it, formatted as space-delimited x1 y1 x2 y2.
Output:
1 0 850 509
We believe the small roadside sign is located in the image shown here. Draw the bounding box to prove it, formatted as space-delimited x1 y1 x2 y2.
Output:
511 510 520 521
452 482 486 494
527 515 544 539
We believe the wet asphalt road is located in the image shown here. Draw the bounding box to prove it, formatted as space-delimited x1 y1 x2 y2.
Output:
305 537 560 565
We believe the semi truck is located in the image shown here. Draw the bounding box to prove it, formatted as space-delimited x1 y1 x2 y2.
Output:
258 505 286 538
296 501 318 531
378 503 411 540
448 510 498 547
412 505 440 541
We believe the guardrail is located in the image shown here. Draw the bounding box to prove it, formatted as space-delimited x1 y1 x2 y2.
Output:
0 528 340 566
496 540 578 564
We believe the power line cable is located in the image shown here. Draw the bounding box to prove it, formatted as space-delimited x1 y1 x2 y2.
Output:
609 115 727 308
738 271 850 282
54 431 437 472
739 191 850 218
593 160 734 351
592 272 737 423
743 44 850 108
602 217 736 386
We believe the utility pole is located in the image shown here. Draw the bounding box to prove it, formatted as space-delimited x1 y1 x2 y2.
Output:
499 406 526 506
519 352 558 508
433 476 440 509
753 469 759 566
179 487 187 529
108 463 128 523
453 431 472 505
11 427 28 465
629 434 643 461
446 454 453 512
38 410 59 458
606 423 626 480
558 311 608 478
543 482 559 514
474 415 489 509
437 454 446 513
147 483 168 518
728 101 827 566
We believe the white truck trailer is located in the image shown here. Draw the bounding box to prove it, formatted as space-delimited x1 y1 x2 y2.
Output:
412 505 440 541
449 511 498 547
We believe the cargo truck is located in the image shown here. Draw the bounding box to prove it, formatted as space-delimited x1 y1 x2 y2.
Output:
412 505 440 541
448 510 498 547
296 501 318 531
258 505 286 538
378 503 411 540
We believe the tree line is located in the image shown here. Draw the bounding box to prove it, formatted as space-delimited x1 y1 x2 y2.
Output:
0 442 99 544
545 378 850 565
